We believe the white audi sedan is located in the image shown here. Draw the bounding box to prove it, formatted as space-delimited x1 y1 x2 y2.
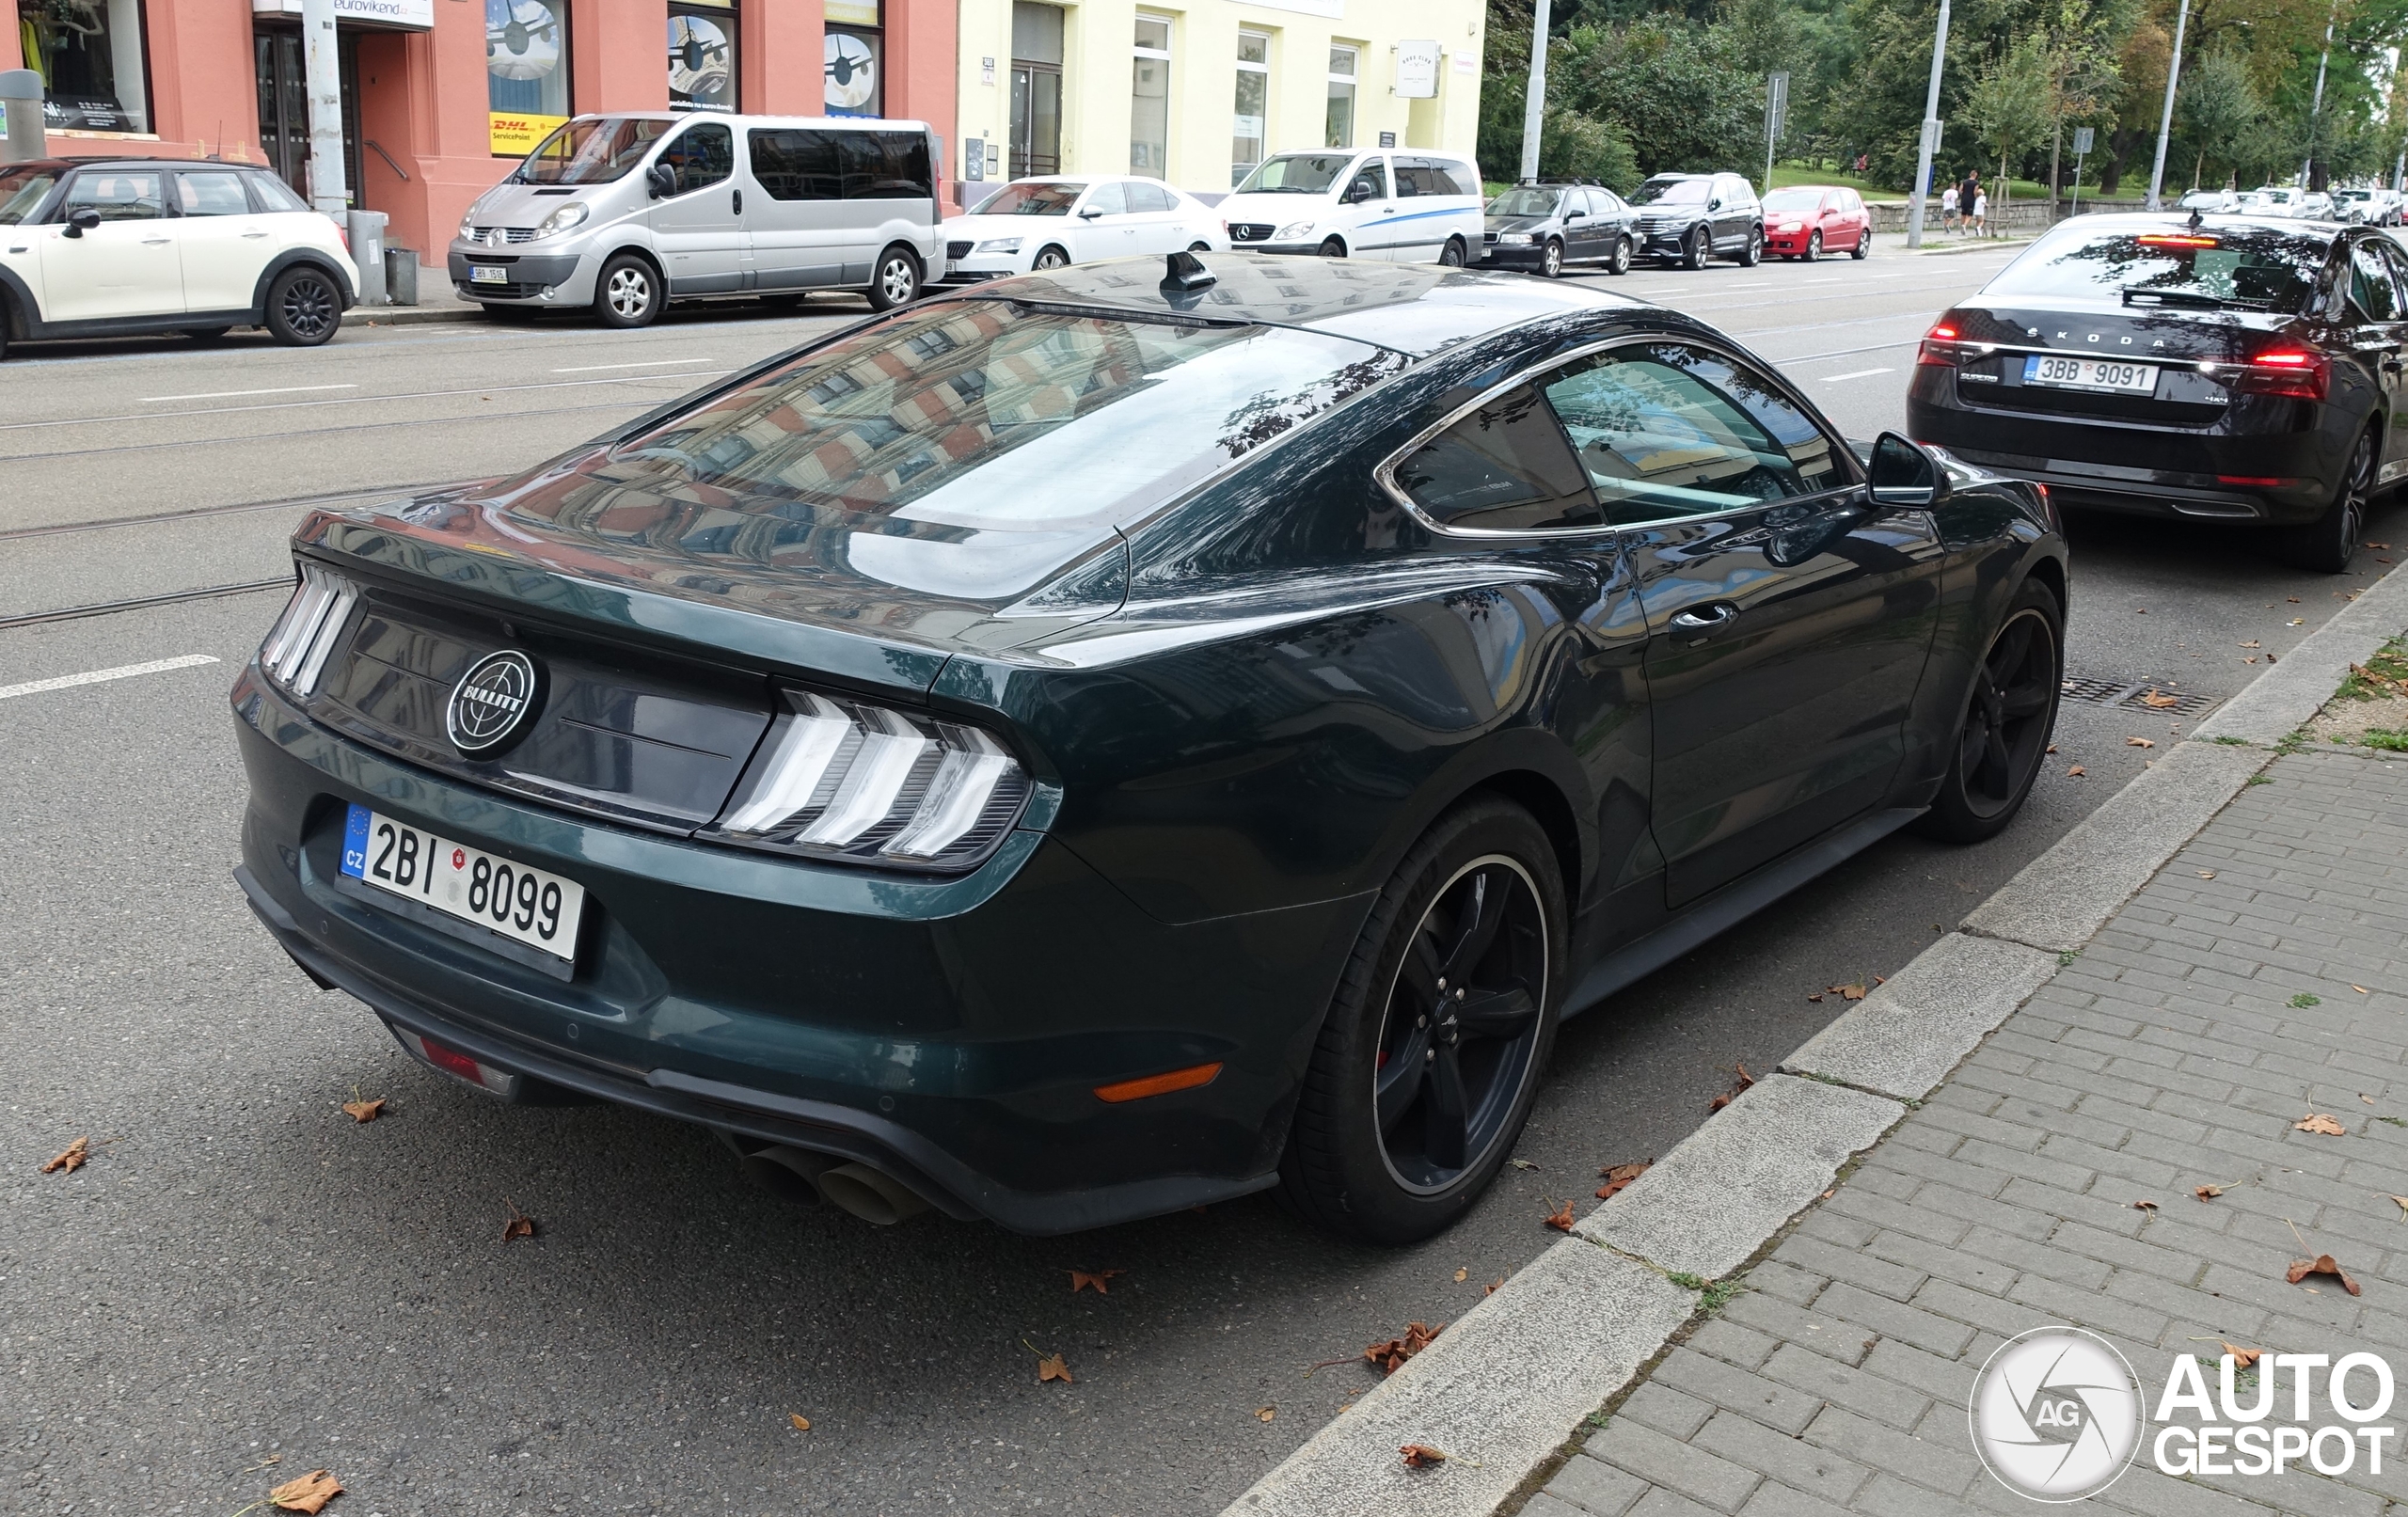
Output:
937 175 1228 283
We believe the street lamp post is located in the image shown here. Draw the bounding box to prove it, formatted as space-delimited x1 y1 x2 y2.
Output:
1519 0 1554 183
1906 0 1951 249
302 0 349 217
2145 0 2191 211
2301 2 2337 190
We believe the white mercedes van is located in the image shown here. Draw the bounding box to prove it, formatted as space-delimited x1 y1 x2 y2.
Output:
1215 150 1482 264
448 113 947 327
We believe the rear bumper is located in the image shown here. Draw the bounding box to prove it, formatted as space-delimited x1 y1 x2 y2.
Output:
230 669 1357 1234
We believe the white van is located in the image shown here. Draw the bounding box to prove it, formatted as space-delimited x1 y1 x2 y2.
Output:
448 113 947 327
1215 150 1483 264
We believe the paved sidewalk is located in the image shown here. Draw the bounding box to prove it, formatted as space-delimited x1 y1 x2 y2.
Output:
1524 744 2408 1517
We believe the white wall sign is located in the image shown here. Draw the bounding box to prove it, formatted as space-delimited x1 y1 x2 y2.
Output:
1395 40 1441 100
252 0 434 31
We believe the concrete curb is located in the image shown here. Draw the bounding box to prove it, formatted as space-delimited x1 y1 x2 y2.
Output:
341 305 483 328
1222 562 2408 1517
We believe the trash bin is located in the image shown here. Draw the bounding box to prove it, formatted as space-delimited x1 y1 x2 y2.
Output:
345 209 389 308
386 248 420 307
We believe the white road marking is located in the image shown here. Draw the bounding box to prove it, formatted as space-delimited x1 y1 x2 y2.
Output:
1818 368 1897 383
0 654 220 702
550 358 719 373
140 384 359 403
2 371 734 435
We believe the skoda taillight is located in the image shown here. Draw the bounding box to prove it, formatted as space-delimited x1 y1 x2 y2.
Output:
2235 348 2329 401
1918 323 1971 367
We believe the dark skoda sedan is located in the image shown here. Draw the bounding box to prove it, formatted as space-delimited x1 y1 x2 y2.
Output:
1909 214 2392 571
232 253 2067 1242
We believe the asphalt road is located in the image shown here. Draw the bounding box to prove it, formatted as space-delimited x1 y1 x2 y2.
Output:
6 247 2404 1517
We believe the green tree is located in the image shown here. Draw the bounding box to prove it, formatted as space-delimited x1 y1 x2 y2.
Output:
1557 14 1761 177
2174 43 2262 189
1961 32 2054 213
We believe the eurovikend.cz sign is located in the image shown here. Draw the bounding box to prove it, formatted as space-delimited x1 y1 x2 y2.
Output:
1970 1327 2397 1503
251 0 435 32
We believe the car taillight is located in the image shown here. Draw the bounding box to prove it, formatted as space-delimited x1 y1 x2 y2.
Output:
2235 348 2328 401
257 561 359 697
1918 323 1969 367
705 689 1033 870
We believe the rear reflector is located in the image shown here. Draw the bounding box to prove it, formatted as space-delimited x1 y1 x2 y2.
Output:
2216 476 2296 488
389 1025 524 1098
1094 1062 1224 1103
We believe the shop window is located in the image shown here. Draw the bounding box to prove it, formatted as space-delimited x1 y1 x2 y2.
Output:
19 0 149 133
487 0 569 156
1231 31 1268 187
825 0 880 118
668 0 737 113
1130 15 1169 175
1325 45 1356 150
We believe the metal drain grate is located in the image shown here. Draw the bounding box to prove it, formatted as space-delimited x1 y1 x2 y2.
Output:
2059 675 2220 717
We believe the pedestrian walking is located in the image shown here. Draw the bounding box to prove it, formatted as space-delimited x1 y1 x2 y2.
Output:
1958 168 1982 228
1971 186 1988 237
1940 182 1960 232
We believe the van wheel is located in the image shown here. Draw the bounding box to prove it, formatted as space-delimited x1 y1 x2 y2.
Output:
1319 237 1347 258
866 246 921 311
264 266 342 346
1278 798 1563 1244
1188 241 1212 253
1439 236 1468 268
594 254 660 328
1033 245 1069 270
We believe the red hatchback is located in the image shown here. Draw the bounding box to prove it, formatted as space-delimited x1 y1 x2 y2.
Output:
1763 186 1870 260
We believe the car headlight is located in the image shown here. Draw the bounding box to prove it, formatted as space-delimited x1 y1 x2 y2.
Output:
1497 232 1534 245
1275 219 1317 241
458 213 477 239
703 689 1033 870
974 237 1023 254
1777 221 1805 233
535 202 589 238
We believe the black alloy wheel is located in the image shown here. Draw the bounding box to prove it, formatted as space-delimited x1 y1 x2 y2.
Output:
1439 236 1468 268
1807 229 1823 261
866 246 921 311
1608 235 1633 276
1279 798 1562 1243
1541 237 1565 278
1681 224 1709 270
1914 578 2062 844
1033 245 1069 271
2279 424 2374 575
594 253 660 328
264 268 340 346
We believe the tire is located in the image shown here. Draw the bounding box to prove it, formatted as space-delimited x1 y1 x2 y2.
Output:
865 245 921 311
1607 235 1632 276
1188 241 1212 253
1912 577 2063 845
593 253 660 329
1806 229 1823 261
2278 424 2375 575
1277 798 1565 1244
1033 245 1069 271
1680 225 1708 270
1319 237 1347 259
263 266 341 346
1540 238 1565 278
1850 230 1870 260
1735 226 1763 266
1438 236 1468 268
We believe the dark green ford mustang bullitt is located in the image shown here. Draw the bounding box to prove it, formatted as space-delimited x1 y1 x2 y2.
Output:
231 252 2067 1242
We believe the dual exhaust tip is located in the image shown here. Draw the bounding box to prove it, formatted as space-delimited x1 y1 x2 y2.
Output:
735 1141 931 1225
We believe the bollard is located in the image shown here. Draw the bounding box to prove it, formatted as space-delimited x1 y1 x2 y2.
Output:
0 69 44 163
345 209 389 307
385 248 420 307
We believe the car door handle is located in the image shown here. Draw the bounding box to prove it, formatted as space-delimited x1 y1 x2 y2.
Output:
732 189 743 214
142 236 172 245
242 229 270 239
1669 602 1739 642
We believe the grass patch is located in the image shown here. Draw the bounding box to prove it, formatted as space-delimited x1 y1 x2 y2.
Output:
2379 1115 2406 1128
2059 950 2082 967
1666 1272 1751 1315
2247 774 2273 786
2211 735 2250 746
2289 992 2322 1008
2358 729 2408 751
2337 639 2408 702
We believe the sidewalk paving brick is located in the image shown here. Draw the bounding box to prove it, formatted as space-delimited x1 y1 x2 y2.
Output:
1522 748 2408 1517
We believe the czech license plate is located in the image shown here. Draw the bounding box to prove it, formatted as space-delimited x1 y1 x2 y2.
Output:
341 804 584 959
2024 355 2156 392
470 264 509 283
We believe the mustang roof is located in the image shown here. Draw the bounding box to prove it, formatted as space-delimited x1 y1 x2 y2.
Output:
947 251 1644 358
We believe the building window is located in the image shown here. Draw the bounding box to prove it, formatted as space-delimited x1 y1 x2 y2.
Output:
1232 30 1268 187
1131 15 1170 175
1324 45 1356 150
18 0 149 133
667 0 737 113
487 0 568 156
1009 2 1063 177
824 0 880 118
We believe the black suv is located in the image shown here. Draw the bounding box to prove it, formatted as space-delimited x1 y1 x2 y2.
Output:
1630 173 1764 269
1479 180 1639 277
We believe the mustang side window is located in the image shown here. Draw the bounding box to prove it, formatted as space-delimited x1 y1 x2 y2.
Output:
1541 344 1844 524
1391 384 1599 531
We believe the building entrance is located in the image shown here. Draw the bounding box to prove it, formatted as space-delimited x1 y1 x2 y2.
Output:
254 27 362 205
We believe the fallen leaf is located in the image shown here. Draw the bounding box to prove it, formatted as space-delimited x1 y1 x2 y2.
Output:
2047 743 2060 752
1365 1321 1444 1373
2197 870 2216 879
2288 596 2302 603
2289 619 2305 627
2132 1199 2159 1211
1401 1444 1448 1469
789 1414 812 1431
1454 1267 1468 1283
1069 1269 1125 1295
40 1136 87 1175
1544 1199 1576 1231
1507 1158 1542 1171
1594 1161 1652 1201
2126 736 2155 749
2365 1095 2378 1104
1484 1276 1504 1295
2194 1184 2225 1200
269 1468 343 1513
2295 1114 2348 1136
2239 640 2261 649
2140 688 2179 708
2373 542 2394 549
2067 766 2086 777
341 1098 386 1124
2224 1344 2261 1369
1819 1189 1834 1200
2287 1255 2363 1296
2390 1195 2408 1220
1806 992 1824 1003
1256 1406 1275 1423
1836 984 1866 1001
1037 1351 1073 1383
1708 1062 1756 1112
2353 986 2371 995
502 1199 535 1241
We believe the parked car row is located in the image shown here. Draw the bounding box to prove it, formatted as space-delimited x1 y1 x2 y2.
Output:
2180 183 2406 227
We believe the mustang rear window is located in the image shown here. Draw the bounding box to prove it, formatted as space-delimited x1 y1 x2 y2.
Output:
592 300 1407 531
1983 226 2326 312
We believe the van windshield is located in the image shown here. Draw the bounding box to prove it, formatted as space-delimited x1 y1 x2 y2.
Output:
1235 153 1354 195
517 117 673 185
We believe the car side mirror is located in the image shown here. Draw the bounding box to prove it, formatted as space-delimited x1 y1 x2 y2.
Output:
63 205 101 238
1077 207 1102 219
1344 182 1373 205
1564 211 1585 221
648 163 677 199
1868 432 1951 509
1708 198 1723 212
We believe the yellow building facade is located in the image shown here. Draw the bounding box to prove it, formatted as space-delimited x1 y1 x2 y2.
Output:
954 0 1486 198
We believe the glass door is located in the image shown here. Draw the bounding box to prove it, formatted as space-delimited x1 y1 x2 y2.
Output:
1231 31 1268 186
254 29 361 204
1009 64 1060 176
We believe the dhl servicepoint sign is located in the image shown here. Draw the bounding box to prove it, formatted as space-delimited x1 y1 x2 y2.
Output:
490 113 568 157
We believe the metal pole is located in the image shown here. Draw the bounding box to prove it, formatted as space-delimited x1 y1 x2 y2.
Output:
1518 0 1553 182
2145 0 2190 211
2070 147 2084 216
2301 1 2336 190
1907 0 1950 249
0 69 45 163
302 0 348 216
